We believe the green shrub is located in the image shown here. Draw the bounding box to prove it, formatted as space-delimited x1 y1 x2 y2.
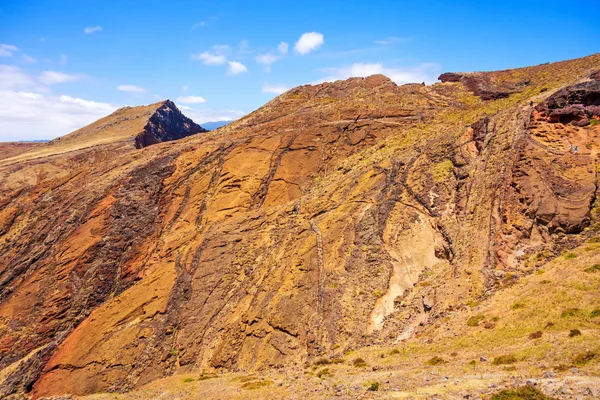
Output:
491 386 555 399
425 356 446 366
352 357 367 367
313 357 331 366
511 302 525 310
367 381 380 391
316 368 333 378
529 331 543 339
585 264 600 273
572 351 597 366
591 309 600 318
467 314 485 326
569 329 582 337
590 118 598 126
492 355 517 365
563 252 577 260
181 377 195 383
561 308 580 318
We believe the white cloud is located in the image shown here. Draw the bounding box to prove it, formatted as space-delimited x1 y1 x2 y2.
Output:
190 17 217 31
255 53 279 65
176 95 206 104
262 83 289 95
0 90 117 141
182 85 189 92
317 62 441 85
0 44 19 57
278 42 289 54
294 32 324 55
192 51 227 65
373 37 408 45
84 26 103 34
117 84 146 93
39 71 86 84
178 107 246 124
0 65 36 90
227 61 247 76
238 39 251 56
22 55 37 63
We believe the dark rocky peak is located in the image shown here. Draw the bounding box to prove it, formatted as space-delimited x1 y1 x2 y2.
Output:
134 100 207 149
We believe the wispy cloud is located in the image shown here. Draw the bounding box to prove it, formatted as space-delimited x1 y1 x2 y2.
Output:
227 61 247 76
0 65 36 90
317 62 441 85
294 32 324 55
84 26 103 35
116 84 146 93
190 17 217 31
176 95 206 104
278 42 289 54
373 36 408 45
262 83 289 95
0 44 19 57
22 54 37 63
254 41 289 71
182 85 189 92
192 45 230 65
60 54 68 65
0 91 116 141
176 107 246 124
192 52 227 65
39 71 86 84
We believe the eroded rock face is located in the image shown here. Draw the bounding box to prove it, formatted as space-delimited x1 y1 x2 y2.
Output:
438 72 530 100
535 81 600 125
134 100 207 148
1 53 600 398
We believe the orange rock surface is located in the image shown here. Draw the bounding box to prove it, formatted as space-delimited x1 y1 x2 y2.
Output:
0 54 600 398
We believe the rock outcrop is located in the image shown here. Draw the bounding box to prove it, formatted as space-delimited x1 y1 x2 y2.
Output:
1 53 600 399
134 100 207 148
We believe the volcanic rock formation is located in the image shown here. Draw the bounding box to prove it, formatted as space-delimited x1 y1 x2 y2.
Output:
1 54 600 398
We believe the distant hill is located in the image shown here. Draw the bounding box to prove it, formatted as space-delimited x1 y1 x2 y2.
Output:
200 120 231 130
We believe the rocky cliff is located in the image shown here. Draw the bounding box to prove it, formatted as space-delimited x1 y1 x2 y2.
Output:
0 54 600 399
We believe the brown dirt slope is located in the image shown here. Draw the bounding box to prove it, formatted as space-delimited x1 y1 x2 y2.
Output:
0 54 599 399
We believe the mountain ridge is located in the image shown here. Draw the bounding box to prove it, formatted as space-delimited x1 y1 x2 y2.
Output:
0 53 600 399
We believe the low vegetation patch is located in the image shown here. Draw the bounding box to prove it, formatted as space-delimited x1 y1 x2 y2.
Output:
241 380 274 390
181 377 195 383
316 368 333 378
511 302 525 310
585 264 600 273
352 357 367 367
591 309 600 318
561 308 580 318
389 348 400 355
432 159 454 182
367 381 380 391
529 331 543 339
491 386 555 400
569 329 582 337
425 356 446 366
313 357 331 366
562 252 577 260
492 355 518 365
467 314 485 326
572 351 598 366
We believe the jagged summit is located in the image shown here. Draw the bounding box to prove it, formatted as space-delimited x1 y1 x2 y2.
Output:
134 100 206 149
0 99 206 166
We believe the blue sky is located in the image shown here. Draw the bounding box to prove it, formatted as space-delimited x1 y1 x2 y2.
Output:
1 0 599 141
